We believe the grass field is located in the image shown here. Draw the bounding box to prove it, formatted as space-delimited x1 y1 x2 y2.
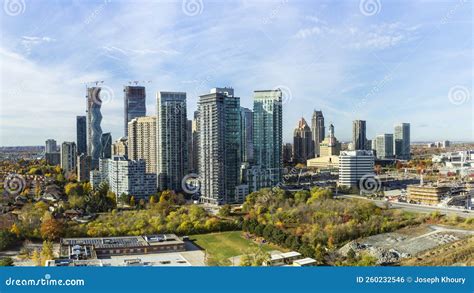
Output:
191 231 284 266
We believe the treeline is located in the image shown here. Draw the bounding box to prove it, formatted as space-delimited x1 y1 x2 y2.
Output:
241 187 425 265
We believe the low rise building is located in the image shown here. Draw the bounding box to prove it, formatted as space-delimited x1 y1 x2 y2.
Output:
407 184 450 205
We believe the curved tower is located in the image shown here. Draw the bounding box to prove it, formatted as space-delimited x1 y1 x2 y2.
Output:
87 87 103 169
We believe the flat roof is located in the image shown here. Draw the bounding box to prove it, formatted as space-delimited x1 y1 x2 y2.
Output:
61 234 184 249
281 251 302 258
293 257 317 265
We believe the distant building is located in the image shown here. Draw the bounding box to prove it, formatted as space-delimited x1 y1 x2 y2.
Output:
76 116 87 155
91 157 156 199
407 184 450 205
394 123 410 160
240 107 254 163
77 153 91 182
100 132 112 159
86 87 103 169
112 137 128 158
45 139 57 153
187 119 194 173
253 89 283 187
45 152 60 166
191 111 199 173
123 85 146 137
198 88 241 204
128 116 157 174
352 120 367 151
319 124 340 157
61 142 77 173
156 91 188 191
338 150 375 187
311 110 325 157
282 143 293 164
293 117 313 163
375 134 394 159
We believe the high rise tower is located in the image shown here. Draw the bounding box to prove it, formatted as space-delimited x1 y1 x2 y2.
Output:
311 110 324 157
86 87 103 169
124 85 146 137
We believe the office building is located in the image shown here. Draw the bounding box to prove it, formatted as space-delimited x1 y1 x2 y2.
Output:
45 153 60 166
124 85 146 137
311 110 324 157
293 117 313 164
253 89 283 188
156 92 188 191
198 88 241 204
240 107 254 163
352 120 367 150
86 87 103 169
76 116 87 155
61 142 77 173
283 143 293 164
112 137 128 158
394 123 410 160
45 139 57 153
100 132 112 159
191 111 199 173
338 150 375 187
307 124 340 169
128 116 157 174
407 184 450 205
91 157 156 199
77 153 91 182
187 120 193 173
375 134 394 159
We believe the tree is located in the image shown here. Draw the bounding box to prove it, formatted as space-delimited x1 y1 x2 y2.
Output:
40 241 54 266
0 230 16 250
218 204 231 217
10 223 21 237
130 196 136 207
40 217 64 240
0 257 14 266
31 249 41 266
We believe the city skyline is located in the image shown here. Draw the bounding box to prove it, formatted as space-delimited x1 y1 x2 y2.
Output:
0 0 472 146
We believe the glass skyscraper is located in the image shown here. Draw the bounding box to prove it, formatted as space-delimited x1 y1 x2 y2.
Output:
124 86 146 137
198 88 241 205
76 116 87 155
253 89 283 187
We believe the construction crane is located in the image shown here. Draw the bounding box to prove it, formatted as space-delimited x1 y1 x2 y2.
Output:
84 80 104 89
127 80 152 86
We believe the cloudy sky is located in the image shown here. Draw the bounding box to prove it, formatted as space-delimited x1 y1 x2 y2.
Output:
0 0 472 146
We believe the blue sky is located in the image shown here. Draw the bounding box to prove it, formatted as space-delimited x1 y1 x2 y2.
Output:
0 0 472 146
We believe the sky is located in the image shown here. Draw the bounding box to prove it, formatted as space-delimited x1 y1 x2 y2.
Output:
0 0 472 146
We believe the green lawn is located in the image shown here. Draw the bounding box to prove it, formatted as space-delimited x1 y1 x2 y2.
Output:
191 231 284 266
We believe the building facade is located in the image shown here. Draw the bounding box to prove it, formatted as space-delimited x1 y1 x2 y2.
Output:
198 88 241 205
128 116 157 174
61 142 77 173
112 137 128 158
352 120 367 151
76 116 87 155
100 132 112 159
86 87 103 169
394 123 410 160
338 150 375 187
124 85 146 137
240 107 254 164
293 117 313 164
45 139 57 153
77 153 91 182
375 134 394 159
253 89 283 188
156 92 188 191
311 110 324 157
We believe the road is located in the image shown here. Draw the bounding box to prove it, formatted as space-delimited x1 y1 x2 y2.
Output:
337 194 474 218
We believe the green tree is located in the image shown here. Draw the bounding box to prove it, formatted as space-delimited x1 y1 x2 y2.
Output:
0 257 14 266
218 204 231 217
